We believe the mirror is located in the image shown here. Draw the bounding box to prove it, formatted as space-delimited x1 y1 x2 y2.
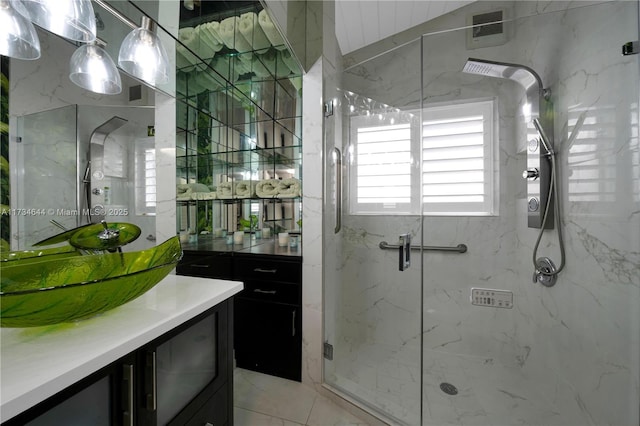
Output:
1 0 303 252
2 1 181 251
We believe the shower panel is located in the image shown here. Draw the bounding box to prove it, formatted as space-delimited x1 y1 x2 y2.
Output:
88 116 128 223
463 58 554 229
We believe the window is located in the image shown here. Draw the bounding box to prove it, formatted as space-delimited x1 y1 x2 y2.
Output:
422 100 496 215
349 99 497 216
135 137 156 216
349 114 420 214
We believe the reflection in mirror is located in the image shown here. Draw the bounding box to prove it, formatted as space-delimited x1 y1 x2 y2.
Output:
2 0 303 253
174 0 303 240
6 17 158 251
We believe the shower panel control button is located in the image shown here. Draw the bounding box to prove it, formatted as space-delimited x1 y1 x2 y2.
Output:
523 168 539 180
471 288 513 309
528 197 540 212
528 139 539 152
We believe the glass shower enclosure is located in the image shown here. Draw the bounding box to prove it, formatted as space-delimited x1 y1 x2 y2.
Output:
323 2 640 425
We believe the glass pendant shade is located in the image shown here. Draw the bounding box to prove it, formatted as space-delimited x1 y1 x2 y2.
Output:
118 16 170 86
69 43 122 95
118 16 169 86
0 0 40 59
17 0 96 43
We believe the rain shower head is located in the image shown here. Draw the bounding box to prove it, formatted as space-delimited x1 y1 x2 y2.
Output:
463 58 550 120
463 58 546 96
90 116 128 146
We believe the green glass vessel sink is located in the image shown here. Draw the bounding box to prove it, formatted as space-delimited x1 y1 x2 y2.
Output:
0 236 182 328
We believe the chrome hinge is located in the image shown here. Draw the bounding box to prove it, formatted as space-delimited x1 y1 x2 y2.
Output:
323 342 334 360
324 101 334 117
622 41 639 56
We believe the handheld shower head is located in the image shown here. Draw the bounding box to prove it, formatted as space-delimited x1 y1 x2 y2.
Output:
533 118 554 156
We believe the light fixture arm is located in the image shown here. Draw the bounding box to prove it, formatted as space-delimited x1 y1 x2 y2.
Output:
93 0 137 30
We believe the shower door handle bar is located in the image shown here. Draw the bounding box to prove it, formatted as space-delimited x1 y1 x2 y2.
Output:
398 233 411 271
334 147 342 234
379 241 468 253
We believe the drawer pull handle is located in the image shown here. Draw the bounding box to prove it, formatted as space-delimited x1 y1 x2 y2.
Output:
145 351 157 411
254 289 277 295
292 310 296 337
191 264 211 268
122 364 134 426
254 268 277 273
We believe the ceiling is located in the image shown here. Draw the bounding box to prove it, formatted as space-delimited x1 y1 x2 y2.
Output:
335 0 473 55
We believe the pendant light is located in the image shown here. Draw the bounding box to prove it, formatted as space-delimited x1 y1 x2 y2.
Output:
118 16 170 86
16 0 96 43
69 40 122 95
0 0 40 59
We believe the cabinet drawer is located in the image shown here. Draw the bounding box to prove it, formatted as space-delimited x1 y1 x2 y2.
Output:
233 257 301 284
185 385 229 426
238 280 300 305
177 252 232 279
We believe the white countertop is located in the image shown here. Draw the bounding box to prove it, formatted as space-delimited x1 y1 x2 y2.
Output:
0 274 243 423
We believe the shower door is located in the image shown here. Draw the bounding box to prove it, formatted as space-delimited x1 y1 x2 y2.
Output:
325 2 639 426
11 105 78 249
419 2 640 426
323 39 424 425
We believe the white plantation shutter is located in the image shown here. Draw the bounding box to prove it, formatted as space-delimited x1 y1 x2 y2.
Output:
350 99 496 216
349 115 420 214
422 100 495 215
357 123 412 203
135 138 156 215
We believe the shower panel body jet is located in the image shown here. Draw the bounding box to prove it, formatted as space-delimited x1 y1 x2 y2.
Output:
88 117 128 223
463 58 553 229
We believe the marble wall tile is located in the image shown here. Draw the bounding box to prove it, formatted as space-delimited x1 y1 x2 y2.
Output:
154 92 177 245
302 58 324 388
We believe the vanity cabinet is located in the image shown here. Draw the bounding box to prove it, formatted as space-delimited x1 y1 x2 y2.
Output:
5 300 234 426
232 254 302 382
178 251 302 382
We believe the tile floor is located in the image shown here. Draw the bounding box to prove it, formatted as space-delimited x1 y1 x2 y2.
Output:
234 368 373 426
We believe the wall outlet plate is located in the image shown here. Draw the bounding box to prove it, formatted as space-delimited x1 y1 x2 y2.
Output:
471 288 513 309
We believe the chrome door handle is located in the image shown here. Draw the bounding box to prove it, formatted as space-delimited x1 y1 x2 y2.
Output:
145 351 157 411
333 147 342 234
292 309 296 337
122 364 134 426
398 233 411 271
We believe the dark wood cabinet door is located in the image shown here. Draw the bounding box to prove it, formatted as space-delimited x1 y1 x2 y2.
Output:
234 297 301 381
